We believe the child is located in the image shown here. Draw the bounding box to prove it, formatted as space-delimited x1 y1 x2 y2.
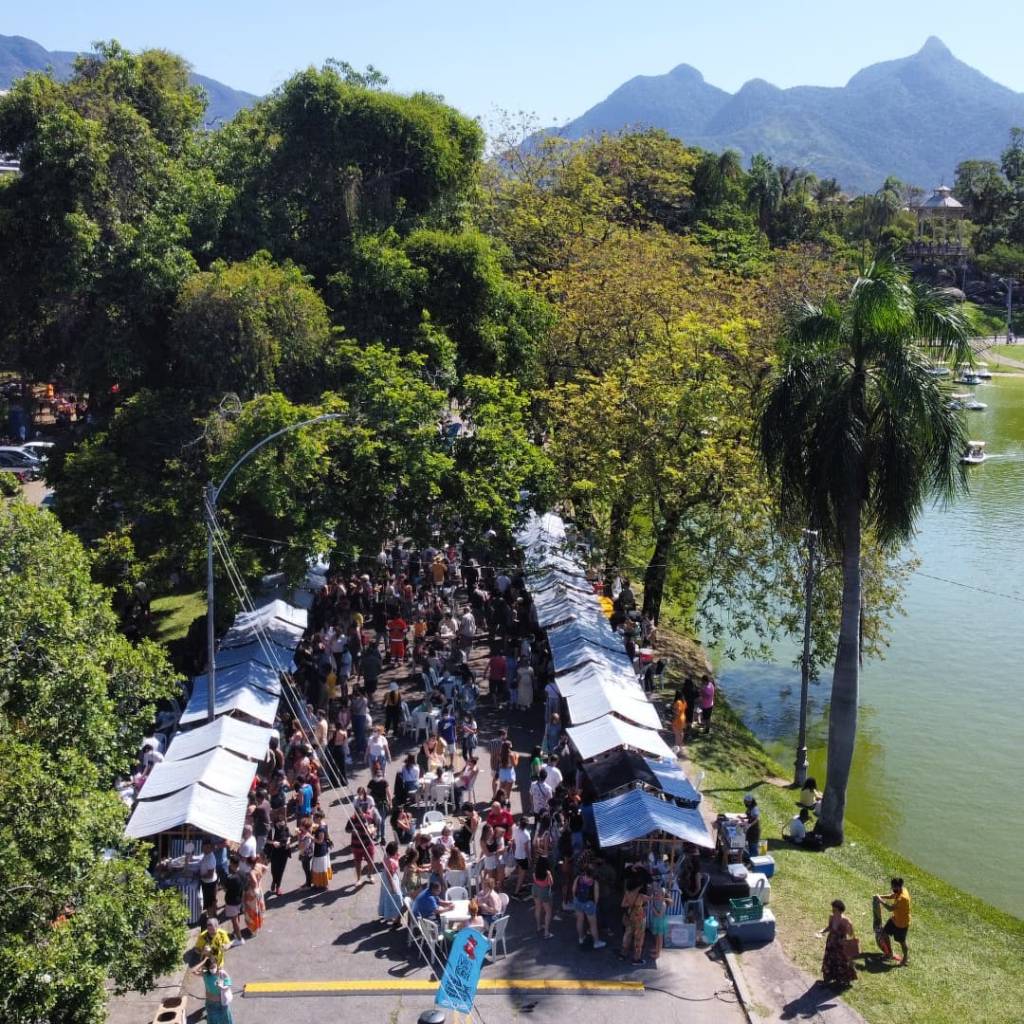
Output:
649 881 669 960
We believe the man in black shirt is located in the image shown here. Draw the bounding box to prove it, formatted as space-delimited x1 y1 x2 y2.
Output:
221 855 246 946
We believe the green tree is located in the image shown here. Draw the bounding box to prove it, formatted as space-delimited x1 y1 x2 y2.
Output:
0 502 187 1024
0 42 225 396
168 252 335 401
758 258 972 843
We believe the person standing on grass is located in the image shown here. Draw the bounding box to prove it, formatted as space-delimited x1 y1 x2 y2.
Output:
820 899 858 987
699 675 716 734
671 690 687 751
877 878 912 965
682 676 699 741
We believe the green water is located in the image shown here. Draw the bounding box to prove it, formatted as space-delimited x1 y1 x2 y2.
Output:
722 372 1024 918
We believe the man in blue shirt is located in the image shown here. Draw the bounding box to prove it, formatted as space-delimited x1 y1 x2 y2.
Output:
412 881 453 921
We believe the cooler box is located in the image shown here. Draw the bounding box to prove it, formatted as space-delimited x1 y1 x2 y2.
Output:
746 872 771 906
726 907 776 945
727 863 748 881
748 854 775 878
664 916 697 948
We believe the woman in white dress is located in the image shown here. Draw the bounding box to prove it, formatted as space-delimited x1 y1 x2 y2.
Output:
516 662 534 709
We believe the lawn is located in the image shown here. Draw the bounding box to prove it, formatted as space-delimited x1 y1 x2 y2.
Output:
150 589 205 645
675 690 1024 1024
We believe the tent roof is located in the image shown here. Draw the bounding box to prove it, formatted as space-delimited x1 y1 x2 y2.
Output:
517 511 568 549
524 550 587 577
528 570 596 595
593 789 713 849
124 783 248 841
532 587 603 630
219 600 306 650
139 746 256 799
192 659 282 696
214 640 295 673
165 716 275 762
564 678 662 731
566 713 674 761
552 641 634 676
179 676 280 726
642 758 702 806
555 661 638 697
548 617 625 656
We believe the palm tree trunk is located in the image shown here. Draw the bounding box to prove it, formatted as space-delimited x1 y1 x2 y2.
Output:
817 500 862 845
603 497 632 595
641 507 681 621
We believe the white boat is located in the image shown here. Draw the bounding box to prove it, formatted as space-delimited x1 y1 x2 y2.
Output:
926 365 951 377
974 362 992 380
965 398 988 411
947 392 970 410
961 441 988 464
954 371 983 385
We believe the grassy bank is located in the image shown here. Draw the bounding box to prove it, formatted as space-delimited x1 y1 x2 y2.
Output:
676 687 1023 1024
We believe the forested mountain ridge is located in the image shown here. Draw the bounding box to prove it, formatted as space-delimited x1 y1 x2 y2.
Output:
0 33 255 123
540 37 1024 192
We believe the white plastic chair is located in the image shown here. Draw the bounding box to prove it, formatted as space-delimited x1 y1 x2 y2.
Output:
445 885 468 901
467 860 483 894
413 711 433 743
497 892 510 915
417 916 442 961
485 914 510 960
423 810 445 825
432 781 454 814
445 870 468 890
693 769 705 793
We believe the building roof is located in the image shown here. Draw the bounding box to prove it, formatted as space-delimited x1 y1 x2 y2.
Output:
920 185 963 211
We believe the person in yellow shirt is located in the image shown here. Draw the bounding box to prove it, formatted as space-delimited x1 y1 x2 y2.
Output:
194 916 230 967
876 877 911 965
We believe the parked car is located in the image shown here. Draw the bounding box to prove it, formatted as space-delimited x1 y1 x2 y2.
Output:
0 448 42 480
19 441 55 461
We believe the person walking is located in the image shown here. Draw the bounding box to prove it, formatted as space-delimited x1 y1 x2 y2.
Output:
310 823 334 889
383 681 402 737
820 899 858 986
877 877 912 965
377 840 404 926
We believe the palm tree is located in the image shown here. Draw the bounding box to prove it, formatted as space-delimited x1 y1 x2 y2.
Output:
758 257 972 844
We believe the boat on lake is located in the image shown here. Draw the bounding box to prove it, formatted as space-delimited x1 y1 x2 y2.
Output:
955 370 983 385
948 392 970 410
927 365 951 377
961 440 988 464
974 362 992 380
965 397 988 410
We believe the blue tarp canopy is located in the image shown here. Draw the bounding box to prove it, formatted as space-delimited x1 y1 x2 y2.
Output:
548 617 625 656
214 641 295 673
192 659 282 697
179 674 280 726
551 640 633 676
643 758 702 806
593 789 714 849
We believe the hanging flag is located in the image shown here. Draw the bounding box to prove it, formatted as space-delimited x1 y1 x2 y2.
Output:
435 927 491 1013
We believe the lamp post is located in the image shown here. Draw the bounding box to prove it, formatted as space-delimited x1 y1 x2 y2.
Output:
793 528 818 787
204 413 343 721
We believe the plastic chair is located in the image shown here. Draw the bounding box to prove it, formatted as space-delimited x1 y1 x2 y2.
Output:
423 810 445 825
445 870 468 890
485 914 510 960
413 711 433 743
692 769 705 793
432 781 454 815
467 860 483 894
417 916 442 961
497 892 510 915
445 885 468 901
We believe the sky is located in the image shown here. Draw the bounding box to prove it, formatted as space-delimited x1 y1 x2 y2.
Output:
6 0 1024 128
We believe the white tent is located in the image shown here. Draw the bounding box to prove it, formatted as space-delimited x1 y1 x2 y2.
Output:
219 599 307 650
517 511 567 550
531 587 603 630
554 661 638 697
567 713 674 761
192 659 282 696
551 641 634 676
564 679 662 731
528 570 596 595
214 641 295 673
124 784 249 841
139 746 257 799
179 678 280 726
164 716 275 762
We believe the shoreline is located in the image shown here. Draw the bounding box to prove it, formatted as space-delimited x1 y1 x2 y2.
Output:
656 632 1024 1024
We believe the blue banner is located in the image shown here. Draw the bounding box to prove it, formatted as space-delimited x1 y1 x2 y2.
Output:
435 927 491 1013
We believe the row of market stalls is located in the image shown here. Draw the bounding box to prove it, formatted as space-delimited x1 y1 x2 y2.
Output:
517 512 713 854
124 595 314 845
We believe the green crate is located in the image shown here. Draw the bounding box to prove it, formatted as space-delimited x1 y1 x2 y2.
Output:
728 895 764 922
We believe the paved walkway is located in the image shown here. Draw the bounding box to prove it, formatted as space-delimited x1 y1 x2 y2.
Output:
112 634 746 1024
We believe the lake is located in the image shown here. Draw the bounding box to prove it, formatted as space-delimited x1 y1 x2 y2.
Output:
721 370 1024 918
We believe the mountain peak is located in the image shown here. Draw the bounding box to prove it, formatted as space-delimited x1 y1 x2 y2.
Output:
917 36 952 59
667 63 705 84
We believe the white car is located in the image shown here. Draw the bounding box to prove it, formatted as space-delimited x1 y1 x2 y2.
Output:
19 441 55 461
0 450 40 480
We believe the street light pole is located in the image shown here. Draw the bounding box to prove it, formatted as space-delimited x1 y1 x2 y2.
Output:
204 413 344 722
794 528 818 787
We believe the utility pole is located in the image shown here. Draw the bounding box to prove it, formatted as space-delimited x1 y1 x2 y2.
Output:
794 528 818 787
